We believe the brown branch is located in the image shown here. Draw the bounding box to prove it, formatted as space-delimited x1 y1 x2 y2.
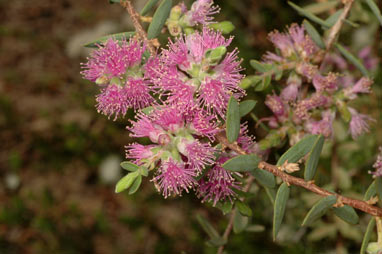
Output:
216 131 382 217
120 0 157 56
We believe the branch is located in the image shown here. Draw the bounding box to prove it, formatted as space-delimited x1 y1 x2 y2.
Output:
216 131 382 217
120 0 157 56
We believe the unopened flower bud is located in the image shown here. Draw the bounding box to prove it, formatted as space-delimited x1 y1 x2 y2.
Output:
205 46 227 65
281 161 300 173
169 5 183 21
96 75 109 85
209 21 235 34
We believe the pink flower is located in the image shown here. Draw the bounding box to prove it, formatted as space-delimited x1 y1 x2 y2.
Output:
295 93 330 120
237 124 256 153
349 108 375 139
312 73 338 92
152 159 197 198
184 0 220 26
306 110 335 138
177 139 215 173
268 30 294 58
344 77 372 99
359 46 379 71
265 94 285 117
81 39 145 82
370 147 382 177
281 75 301 102
125 143 158 165
147 28 244 118
197 157 240 206
96 84 131 120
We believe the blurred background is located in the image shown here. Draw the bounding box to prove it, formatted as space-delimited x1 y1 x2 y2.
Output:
0 0 381 253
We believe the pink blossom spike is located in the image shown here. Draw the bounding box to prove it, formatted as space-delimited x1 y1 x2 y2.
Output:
307 110 335 138
349 108 375 140
178 139 216 174
185 0 220 26
81 38 145 82
198 79 231 117
197 157 240 206
189 110 219 140
96 84 131 120
152 159 197 198
125 143 158 165
124 78 154 110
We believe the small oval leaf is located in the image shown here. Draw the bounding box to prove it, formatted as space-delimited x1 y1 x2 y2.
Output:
365 0 382 27
303 20 325 49
140 0 160 16
233 211 249 233
239 100 257 117
222 154 261 172
333 205 359 225
226 96 240 143
288 1 330 28
120 161 139 172
302 195 337 226
277 134 318 166
336 43 369 77
147 0 172 39
364 181 377 201
273 183 290 240
115 171 139 193
236 201 253 217
251 168 276 188
361 217 376 254
196 214 221 240
304 134 325 181
128 175 142 194
84 32 135 48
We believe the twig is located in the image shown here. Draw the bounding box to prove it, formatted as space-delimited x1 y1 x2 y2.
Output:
216 131 382 217
120 0 157 56
217 175 255 254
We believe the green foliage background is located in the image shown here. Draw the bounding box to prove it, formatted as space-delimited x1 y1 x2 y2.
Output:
0 0 381 253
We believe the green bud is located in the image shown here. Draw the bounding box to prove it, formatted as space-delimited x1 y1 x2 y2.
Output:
184 27 195 35
205 46 227 65
109 77 122 86
169 5 183 21
366 242 382 254
209 21 235 34
167 21 182 37
336 100 351 122
95 76 109 85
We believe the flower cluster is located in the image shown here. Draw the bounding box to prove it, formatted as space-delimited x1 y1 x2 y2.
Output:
81 0 253 205
255 23 375 148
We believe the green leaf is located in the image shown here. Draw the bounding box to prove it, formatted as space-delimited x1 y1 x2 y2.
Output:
325 9 343 27
251 168 276 188
304 135 325 181
206 238 227 247
245 224 265 232
288 1 331 28
364 181 377 201
196 214 222 240
120 161 139 172
109 0 120 4
140 0 160 15
115 171 139 193
233 211 248 233
84 32 135 48
239 75 262 89
222 154 261 172
303 0 339 14
336 43 369 77
216 202 233 215
302 195 337 226
376 177 382 200
226 96 240 143
360 217 376 254
128 175 142 194
333 205 359 225
365 0 382 26
265 187 277 205
147 0 172 39
209 21 235 34
239 100 257 117
277 134 318 166
255 74 271 91
273 183 290 240
250 60 271 73
236 201 253 217
303 20 325 49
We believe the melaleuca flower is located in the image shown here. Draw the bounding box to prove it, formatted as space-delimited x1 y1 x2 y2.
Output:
359 46 379 71
306 110 335 138
183 0 219 26
280 74 301 102
197 157 241 206
152 159 197 198
126 106 217 197
295 93 330 120
369 147 382 177
344 77 373 99
147 27 245 118
237 124 256 153
267 23 320 60
349 108 375 139
81 39 145 82
265 94 286 118
312 73 338 92
82 38 154 119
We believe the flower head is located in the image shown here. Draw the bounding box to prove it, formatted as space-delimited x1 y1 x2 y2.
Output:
349 108 375 139
197 157 240 206
184 0 220 26
306 110 335 138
